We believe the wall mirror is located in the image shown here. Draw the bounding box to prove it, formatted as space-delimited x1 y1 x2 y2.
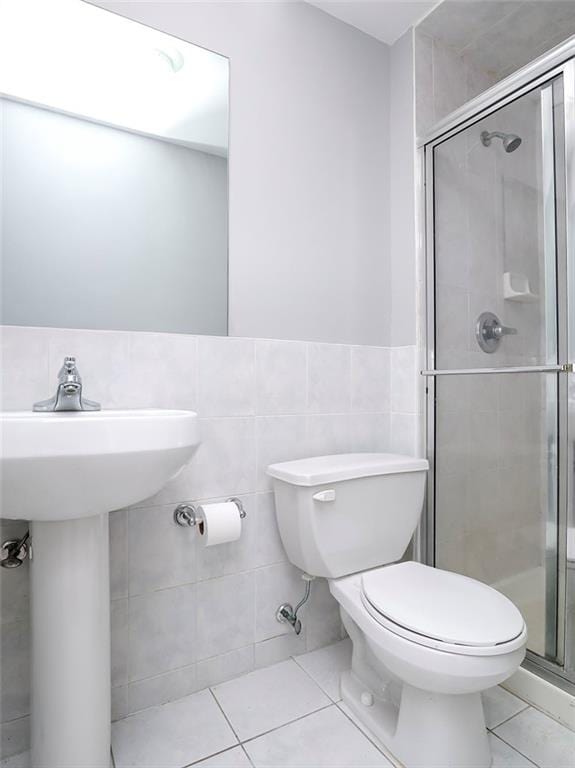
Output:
0 0 229 335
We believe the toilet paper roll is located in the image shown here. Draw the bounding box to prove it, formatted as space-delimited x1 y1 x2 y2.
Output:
196 501 242 547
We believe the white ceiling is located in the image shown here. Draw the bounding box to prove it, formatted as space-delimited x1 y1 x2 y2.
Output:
307 1 441 45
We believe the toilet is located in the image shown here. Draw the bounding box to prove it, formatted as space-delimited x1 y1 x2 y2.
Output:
267 453 527 768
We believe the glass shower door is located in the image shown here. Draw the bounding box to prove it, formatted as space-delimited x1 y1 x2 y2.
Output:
428 73 568 663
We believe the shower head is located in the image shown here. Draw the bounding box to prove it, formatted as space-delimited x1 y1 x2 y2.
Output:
480 130 522 153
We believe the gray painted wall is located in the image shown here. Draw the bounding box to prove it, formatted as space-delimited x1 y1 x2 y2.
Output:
1 100 228 335
98 0 391 346
389 30 418 347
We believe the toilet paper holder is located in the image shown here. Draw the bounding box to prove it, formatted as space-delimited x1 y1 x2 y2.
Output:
173 497 247 528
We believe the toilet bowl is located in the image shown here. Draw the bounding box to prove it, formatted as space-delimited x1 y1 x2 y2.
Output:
330 563 526 767
267 453 528 768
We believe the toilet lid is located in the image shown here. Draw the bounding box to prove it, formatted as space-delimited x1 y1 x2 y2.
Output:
361 562 525 647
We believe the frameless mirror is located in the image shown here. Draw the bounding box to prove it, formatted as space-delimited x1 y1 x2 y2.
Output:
0 0 229 335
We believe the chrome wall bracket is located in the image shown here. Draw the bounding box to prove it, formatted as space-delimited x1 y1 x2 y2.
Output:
1 531 30 569
173 503 197 527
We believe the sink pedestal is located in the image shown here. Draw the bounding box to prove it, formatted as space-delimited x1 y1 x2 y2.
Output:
30 514 111 768
1 409 199 766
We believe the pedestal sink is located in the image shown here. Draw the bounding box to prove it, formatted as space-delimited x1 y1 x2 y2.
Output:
0 409 199 768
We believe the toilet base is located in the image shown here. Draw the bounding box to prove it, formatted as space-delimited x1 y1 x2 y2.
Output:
341 670 491 768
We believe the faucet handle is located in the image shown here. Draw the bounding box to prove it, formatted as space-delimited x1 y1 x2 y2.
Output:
493 324 517 339
58 356 81 383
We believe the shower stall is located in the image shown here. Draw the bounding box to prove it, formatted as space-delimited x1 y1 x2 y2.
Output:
422 42 575 690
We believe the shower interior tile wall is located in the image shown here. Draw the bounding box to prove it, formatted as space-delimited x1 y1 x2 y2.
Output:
414 29 497 137
431 90 550 655
0 325 419 756
414 1 575 137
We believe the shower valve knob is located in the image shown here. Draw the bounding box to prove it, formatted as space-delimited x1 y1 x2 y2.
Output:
476 312 517 353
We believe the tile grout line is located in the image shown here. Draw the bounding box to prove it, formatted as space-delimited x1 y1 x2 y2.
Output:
488 732 540 768
208 686 242 743
486 701 530 732
239 743 256 768
125 505 132 712
305 343 310 412
289 653 341 704
124 554 297 599
238 702 334 747
349 346 353 414
0 713 29 726
253 339 258 417
184 744 244 768
335 702 397 766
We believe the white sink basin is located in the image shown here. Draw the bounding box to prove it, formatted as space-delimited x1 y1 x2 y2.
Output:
0 409 199 520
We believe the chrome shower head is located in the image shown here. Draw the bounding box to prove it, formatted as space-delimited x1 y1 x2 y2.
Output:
480 130 522 153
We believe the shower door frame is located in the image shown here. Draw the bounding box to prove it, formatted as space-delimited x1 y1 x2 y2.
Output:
420 42 575 690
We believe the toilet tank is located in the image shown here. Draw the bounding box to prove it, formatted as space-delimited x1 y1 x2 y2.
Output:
267 453 429 578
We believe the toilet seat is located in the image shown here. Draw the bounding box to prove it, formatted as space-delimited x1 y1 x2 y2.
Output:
360 561 526 656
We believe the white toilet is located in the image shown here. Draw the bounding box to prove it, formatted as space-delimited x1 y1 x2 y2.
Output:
267 453 527 768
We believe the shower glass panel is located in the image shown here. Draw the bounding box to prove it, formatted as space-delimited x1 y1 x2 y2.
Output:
431 75 566 663
435 373 558 658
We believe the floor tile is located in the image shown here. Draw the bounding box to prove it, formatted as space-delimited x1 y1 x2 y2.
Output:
489 734 536 767
337 701 381 745
483 686 529 729
294 639 352 701
339 703 541 768
0 753 29 768
494 706 575 768
212 659 330 741
244 705 391 767
193 746 252 768
112 688 237 768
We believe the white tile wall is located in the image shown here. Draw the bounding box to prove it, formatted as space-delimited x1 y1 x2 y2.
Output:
255 340 307 416
198 337 255 417
0 325 421 757
307 343 351 414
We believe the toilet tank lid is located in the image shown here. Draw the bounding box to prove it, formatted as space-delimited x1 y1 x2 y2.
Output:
267 453 429 486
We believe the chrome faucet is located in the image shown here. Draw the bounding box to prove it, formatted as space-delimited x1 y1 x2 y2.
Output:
33 357 101 412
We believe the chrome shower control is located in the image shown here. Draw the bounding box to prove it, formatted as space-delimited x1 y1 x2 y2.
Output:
476 312 517 353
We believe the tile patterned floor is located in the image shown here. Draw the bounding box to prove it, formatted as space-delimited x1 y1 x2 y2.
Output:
2 639 574 768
